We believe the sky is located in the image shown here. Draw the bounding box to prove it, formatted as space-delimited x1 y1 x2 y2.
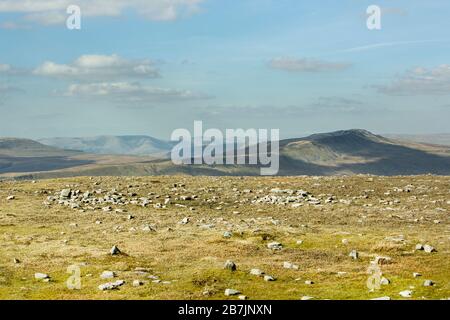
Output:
0 0 449 140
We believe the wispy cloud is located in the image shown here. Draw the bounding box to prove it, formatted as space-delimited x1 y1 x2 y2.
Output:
336 40 449 54
376 64 450 96
199 97 366 118
65 81 211 103
0 21 29 29
0 64 12 73
310 97 364 112
33 54 160 80
269 57 351 73
0 63 24 75
0 0 205 26
0 84 22 93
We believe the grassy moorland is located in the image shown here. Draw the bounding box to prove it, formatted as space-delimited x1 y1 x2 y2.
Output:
0 175 448 300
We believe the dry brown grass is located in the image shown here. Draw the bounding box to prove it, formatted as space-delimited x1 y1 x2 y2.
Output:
0 175 449 300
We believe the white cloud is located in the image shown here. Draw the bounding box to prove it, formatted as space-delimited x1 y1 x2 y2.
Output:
0 63 22 75
0 21 28 29
33 54 160 80
66 81 211 102
0 84 22 93
24 11 67 25
269 57 351 73
0 64 11 73
0 0 205 25
200 97 366 118
377 64 450 95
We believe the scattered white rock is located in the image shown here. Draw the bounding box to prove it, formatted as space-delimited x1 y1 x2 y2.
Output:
413 272 422 278
423 280 434 287
371 296 391 300
224 289 241 296
349 250 359 260
60 189 71 198
399 290 412 298
424 245 436 253
264 275 276 282
133 280 144 287
180 217 190 225
6 195 15 200
238 295 248 300
301 296 314 300
100 271 115 279
224 260 237 271
283 261 299 270
110 245 121 255
267 242 283 250
250 268 264 276
98 280 125 291
223 231 232 238
304 280 314 285
34 273 49 280
142 225 156 232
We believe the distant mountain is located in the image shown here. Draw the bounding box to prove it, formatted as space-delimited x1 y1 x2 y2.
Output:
0 137 90 174
38 135 174 156
0 137 79 157
276 129 450 175
2 129 450 179
385 133 450 146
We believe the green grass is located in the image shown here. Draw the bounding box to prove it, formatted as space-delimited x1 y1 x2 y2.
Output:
0 175 449 300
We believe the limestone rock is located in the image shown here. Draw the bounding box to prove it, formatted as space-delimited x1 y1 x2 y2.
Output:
267 242 283 250
264 275 276 282
100 271 115 279
224 288 240 296
224 260 237 271
399 290 412 298
34 273 50 280
98 280 125 291
349 250 359 260
110 245 121 255
423 280 434 287
250 268 264 276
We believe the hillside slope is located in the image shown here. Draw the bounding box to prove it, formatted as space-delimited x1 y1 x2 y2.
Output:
38 135 173 156
2 130 450 179
277 129 450 175
385 133 450 146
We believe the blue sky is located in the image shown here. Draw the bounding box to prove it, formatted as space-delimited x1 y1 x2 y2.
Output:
0 0 449 139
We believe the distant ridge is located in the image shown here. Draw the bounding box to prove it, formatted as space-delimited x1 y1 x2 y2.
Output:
0 137 89 175
385 133 450 146
303 129 387 142
0 137 80 157
1 129 450 179
38 135 174 156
